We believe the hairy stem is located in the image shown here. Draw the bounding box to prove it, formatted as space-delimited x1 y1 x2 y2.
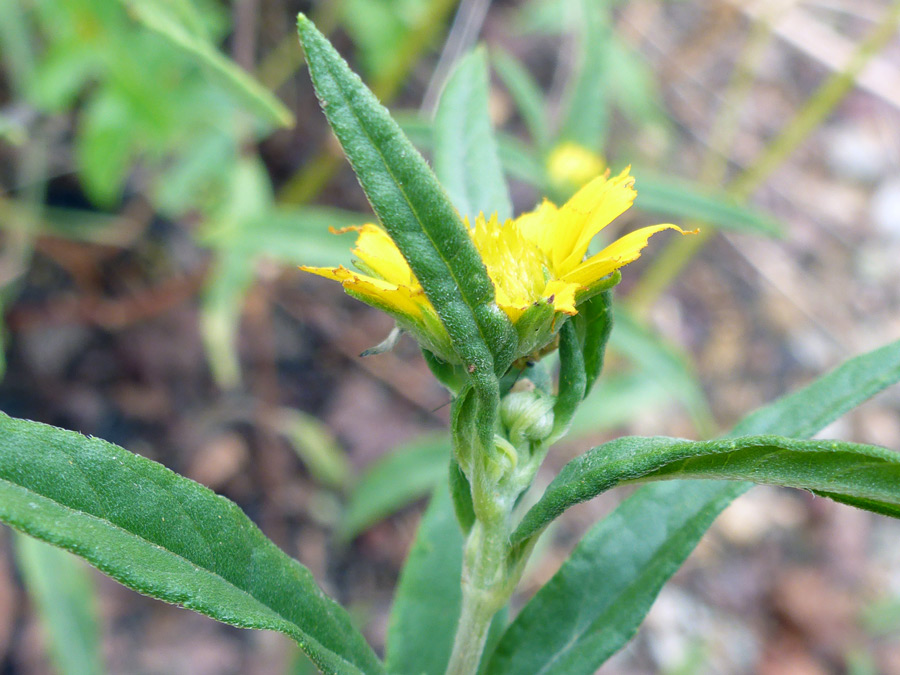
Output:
445 521 508 675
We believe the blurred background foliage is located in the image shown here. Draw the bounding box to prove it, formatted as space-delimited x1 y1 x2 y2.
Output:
1 0 900 673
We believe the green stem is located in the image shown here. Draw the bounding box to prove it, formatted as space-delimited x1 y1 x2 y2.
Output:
445 521 507 675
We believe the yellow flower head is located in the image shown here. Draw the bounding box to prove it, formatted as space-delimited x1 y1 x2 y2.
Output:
301 168 693 362
546 142 606 193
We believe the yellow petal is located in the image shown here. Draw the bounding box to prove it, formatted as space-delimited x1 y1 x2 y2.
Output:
543 279 579 315
471 213 547 317
299 264 426 318
552 167 637 274
562 224 695 286
514 199 559 256
351 224 418 287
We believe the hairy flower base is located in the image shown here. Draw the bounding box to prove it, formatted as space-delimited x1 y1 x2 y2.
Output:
301 168 693 362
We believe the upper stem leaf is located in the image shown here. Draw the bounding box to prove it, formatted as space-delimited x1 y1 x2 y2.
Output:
296 15 517 378
490 338 900 674
514 434 900 541
512 338 900 543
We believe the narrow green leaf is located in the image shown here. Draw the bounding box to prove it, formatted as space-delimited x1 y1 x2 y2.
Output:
513 340 900 546
449 458 476 533
434 48 512 221
494 338 900 673
386 485 463 675
516 434 900 538
492 49 549 150
575 289 614 396
551 320 586 441
339 434 450 541
14 534 105 675
632 169 784 237
202 206 364 269
125 0 293 127
296 15 517 380
485 480 743 675
0 412 383 675
559 0 610 148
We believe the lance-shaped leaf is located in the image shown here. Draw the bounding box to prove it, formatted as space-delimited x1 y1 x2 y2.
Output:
485 480 743 675
434 48 512 222
575 289 614 396
385 486 463 675
491 338 900 674
514 435 900 539
296 15 517 380
513 339 900 544
14 534 105 675
126 0 293 128
551 319 586 442
0 412 383 675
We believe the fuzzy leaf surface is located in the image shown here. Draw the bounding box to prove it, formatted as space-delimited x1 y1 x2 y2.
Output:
492 338 900 673
296 15 516 380
0 412 383 675
514 435 900 540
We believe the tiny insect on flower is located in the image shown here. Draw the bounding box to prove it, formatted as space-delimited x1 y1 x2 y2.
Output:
300 168 694 362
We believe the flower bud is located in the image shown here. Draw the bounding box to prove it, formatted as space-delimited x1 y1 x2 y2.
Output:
500 390 555 445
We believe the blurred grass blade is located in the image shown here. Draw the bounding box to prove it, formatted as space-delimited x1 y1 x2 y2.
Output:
632 169 784 237
200 250 253 388
434 48 512 221
0 412 384 675
728 338 900 438
559 0 609 148
125 0 293 127
339 434 450 541
494 338 900 673
297 14 517 379
515 434 900 540
396 113 548 191
275 409 351 490
220 206 364 267
610 307 714 436
385 486 463 675
492 49 549 150
14 534 105 675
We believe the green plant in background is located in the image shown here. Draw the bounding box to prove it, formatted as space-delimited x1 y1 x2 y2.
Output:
2 13 900 675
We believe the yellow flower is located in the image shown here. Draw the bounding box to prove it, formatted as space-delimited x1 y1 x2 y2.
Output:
546 142 606 193
301 168 693 361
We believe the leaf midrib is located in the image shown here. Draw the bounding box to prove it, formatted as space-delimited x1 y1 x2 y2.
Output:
318 50 502 370
0 476 363 674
